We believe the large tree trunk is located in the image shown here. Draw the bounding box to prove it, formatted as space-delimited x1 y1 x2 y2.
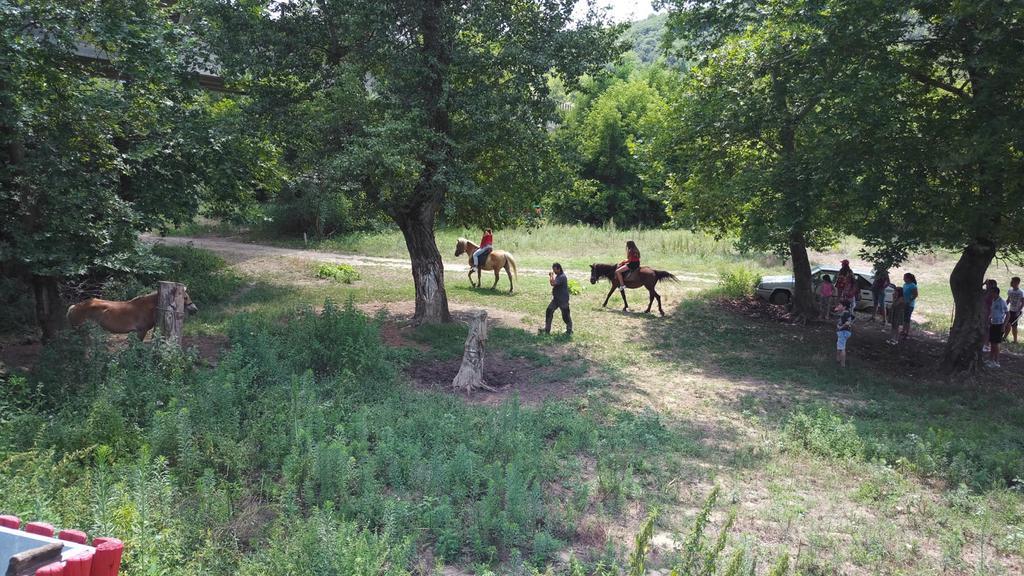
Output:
788 231 816 321
397 209 450 324
32 275 64 342
942 240 996 372
392 0 451 324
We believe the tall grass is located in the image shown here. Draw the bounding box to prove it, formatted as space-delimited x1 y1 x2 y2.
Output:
0 300 694 574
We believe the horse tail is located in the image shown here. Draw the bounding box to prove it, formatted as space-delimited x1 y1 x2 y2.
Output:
507 254 518 280
655 270 680 284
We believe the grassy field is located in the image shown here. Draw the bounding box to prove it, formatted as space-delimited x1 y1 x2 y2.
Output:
2 229 1023 575
169 220 1024 338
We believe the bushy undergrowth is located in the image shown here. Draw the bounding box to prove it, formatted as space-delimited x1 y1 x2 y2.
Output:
713 268 762 299
0 300 681 574
316 262 360 283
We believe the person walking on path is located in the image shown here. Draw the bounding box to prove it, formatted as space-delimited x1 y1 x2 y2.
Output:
470 228 494 273
540 263 572 336
1003 277 1022 343
988 286 1008 368
902 273 918 339
836 301 855 368
870 267 889 324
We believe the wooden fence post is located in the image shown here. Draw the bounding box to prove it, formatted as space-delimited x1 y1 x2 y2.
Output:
157 281 185 345
452 310 494 393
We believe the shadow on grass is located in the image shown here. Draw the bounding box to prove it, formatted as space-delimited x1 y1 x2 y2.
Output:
642 296 1024 490
404 309 766 483
448 283 518 298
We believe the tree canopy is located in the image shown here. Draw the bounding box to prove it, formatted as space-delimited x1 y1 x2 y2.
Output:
657 0 901 318
1 0 271 338
202 0 619 322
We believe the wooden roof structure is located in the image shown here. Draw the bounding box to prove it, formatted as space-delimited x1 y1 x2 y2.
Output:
70 2 226 92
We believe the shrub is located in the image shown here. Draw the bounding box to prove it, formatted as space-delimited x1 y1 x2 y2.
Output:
782 406 865 461
316 263 360 284
568 279 583 296
714 267 762 299
620 488 789 576
238 511 412 576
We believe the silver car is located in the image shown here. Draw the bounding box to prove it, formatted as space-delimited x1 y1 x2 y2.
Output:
756 266 892 310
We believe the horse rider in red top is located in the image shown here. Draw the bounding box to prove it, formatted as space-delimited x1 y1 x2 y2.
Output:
470 228 493 273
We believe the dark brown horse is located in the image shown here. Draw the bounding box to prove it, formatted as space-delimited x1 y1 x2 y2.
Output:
67 288 198 340
590 263 678 316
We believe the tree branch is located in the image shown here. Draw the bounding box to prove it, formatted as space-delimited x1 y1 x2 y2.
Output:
898 63 970 100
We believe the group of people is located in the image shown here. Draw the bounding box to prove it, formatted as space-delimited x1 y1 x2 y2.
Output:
982 276 1022 368
818 259 919 368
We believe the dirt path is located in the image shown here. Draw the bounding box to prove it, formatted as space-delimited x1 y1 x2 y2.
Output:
142 234 716 284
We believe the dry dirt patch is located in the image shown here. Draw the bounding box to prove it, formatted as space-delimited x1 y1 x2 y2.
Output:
404 353 578 407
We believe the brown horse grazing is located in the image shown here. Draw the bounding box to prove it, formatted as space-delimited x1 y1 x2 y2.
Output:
455 238 518 292
590 263 679 316
67 289 198 340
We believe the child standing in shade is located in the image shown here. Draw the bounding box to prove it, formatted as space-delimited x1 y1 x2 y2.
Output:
870 267 889 323
1003 277 1022 343
817 275 835 320
982 279 997 352
902 273 918 339
836 301 855 368
888 288 906 345
988 286 1007 368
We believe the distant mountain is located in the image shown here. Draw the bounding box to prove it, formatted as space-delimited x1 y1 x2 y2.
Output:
620 13 685 68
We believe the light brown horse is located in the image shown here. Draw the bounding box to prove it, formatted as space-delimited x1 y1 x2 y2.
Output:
455 238 518 292
67 289 198 340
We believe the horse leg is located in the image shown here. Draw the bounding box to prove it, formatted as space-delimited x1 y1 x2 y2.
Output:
621 288 629 311
505 263 513 292
468 270 476 288
656 290 664 316
136 328 148 342
491 268 500 290
645 287 655 314
603 285 616 307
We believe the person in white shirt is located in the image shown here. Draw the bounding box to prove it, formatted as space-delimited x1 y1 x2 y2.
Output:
1002 276 1023 343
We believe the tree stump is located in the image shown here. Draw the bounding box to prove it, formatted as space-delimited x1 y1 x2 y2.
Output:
157 281 185 345
452 310 495 393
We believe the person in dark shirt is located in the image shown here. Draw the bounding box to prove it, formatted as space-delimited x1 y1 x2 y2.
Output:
541 263 572 336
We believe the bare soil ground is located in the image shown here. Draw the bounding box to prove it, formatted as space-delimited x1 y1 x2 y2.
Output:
404 353 580 407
